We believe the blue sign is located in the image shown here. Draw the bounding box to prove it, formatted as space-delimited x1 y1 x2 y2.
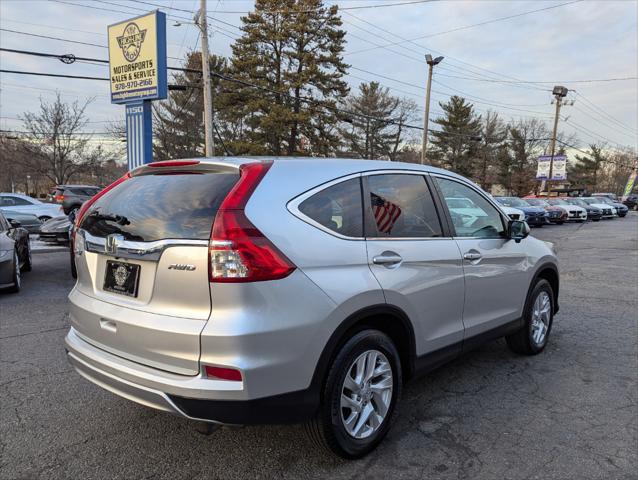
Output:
125 101 153 170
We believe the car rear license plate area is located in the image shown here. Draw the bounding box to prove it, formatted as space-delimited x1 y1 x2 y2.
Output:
103 260 141 297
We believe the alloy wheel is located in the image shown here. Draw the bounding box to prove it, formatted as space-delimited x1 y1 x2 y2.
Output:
531 291 551 345
340 349 393 439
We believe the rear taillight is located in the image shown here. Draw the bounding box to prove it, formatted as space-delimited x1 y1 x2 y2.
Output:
209 162 295 283
54 195 64 202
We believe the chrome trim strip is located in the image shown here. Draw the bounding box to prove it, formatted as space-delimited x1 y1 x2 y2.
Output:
82 230 208 261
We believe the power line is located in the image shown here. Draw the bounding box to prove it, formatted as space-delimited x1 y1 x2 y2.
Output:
574 91 638 135
346 1 581 53
433 72 638 85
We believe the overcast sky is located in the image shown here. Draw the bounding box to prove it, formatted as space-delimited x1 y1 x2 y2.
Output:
1 0 636 152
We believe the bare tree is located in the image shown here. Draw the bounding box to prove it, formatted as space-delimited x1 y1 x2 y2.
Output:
20 93 112 185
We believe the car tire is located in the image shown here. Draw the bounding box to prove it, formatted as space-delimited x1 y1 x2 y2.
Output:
7 250 21 293
305 329 402 459
21 238 32 272
70 246 77 279
506 279 554 356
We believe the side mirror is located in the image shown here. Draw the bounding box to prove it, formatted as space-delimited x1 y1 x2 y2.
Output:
8 219 22 229
508 220 529 243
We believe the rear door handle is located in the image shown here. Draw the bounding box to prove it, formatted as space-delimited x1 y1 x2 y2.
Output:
463 252 482 261
372 252 403 266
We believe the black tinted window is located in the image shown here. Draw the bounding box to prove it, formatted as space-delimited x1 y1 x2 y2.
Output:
81 172 238 241
299 178 363 237
70 187 100 196
366 174 442 238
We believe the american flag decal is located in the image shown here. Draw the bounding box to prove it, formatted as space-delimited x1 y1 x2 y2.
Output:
371 193 402 234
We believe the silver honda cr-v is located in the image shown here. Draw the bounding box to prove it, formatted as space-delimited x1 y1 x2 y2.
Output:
65 157 559 458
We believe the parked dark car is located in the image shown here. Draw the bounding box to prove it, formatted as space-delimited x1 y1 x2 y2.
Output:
1 210 42 233
39 216 72 244
0 211 31 293
622 194 638 211
562 198 602 221
494 197 549 226
48 185 101 215
592 192 619 202
523 198 568 224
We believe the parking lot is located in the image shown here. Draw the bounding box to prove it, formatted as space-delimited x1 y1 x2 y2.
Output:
1 215 637 480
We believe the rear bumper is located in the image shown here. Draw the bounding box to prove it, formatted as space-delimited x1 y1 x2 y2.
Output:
65 327 318 424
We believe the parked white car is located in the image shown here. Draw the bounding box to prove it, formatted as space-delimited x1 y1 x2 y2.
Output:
0 193 63 221
544 198 588 222
581 197 617 218
500 205 526 221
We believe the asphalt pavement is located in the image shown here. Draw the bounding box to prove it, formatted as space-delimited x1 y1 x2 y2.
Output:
1 215 637 479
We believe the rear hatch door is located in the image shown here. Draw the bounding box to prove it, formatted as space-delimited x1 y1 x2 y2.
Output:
72 164 238 375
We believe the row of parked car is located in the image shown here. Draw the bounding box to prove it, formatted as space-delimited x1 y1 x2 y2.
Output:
0 186 101 292
494 193 630 226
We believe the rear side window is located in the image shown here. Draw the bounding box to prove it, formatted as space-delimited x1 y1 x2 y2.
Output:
366 174 443 238
299 178 363 237
80 172 239 241
70 187 100 196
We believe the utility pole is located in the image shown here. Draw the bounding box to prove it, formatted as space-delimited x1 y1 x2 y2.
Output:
196 0 214 156
421 54 443 164
545 85 568 194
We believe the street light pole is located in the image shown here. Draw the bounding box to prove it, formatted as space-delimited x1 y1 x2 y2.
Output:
545 85 568 194
421 54 443 165
197 0 214 157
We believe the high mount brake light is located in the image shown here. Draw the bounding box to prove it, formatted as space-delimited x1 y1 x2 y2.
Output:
147 160 200 167
209 162 295 283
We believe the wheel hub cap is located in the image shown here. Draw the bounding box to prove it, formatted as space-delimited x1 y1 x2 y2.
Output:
340 349 393 439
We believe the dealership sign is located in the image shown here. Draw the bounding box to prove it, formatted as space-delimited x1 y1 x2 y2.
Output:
537 155 567 181
108 11 167 104
108 11 167 169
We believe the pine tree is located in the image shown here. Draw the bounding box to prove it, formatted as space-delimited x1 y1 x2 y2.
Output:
153 52 228 160
228 0 349 156
477 111 507 190
568 144 606 190
340 82 398 159
429 96 481 177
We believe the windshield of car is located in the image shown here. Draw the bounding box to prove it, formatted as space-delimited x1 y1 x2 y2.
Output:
547 199 568 206
525 199 549 207
496 197 530 208
593 196 614 205
565 198 587 207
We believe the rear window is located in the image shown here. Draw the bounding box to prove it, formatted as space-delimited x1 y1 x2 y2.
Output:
69 187 100 196
80 172 238 242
